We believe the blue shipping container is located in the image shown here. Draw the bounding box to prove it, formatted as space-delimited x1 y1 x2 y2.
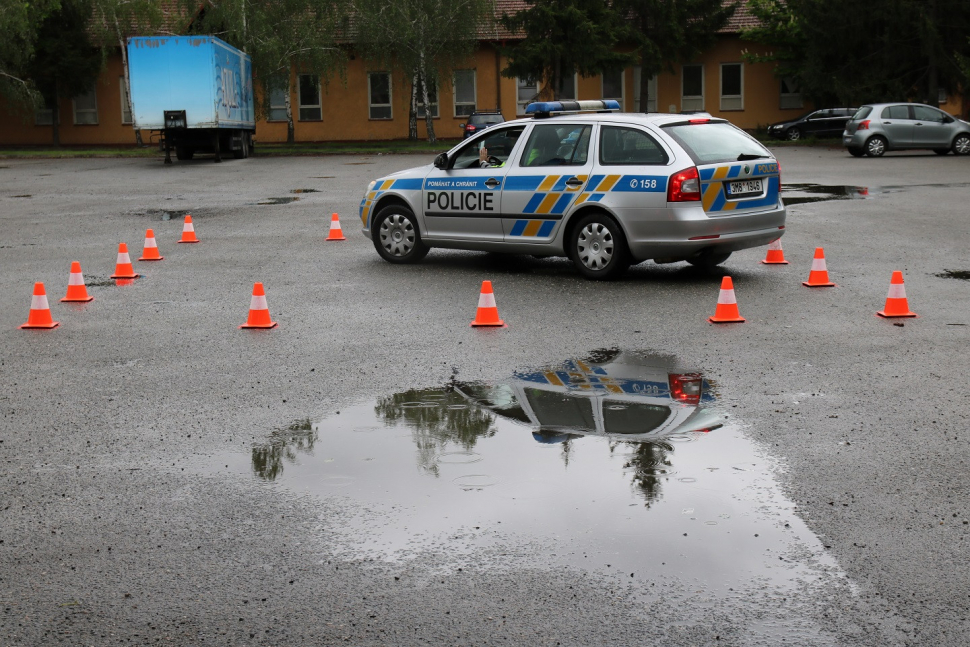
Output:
127 36 255 130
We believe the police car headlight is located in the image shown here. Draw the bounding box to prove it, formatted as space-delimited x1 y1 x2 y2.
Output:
366 180 377 192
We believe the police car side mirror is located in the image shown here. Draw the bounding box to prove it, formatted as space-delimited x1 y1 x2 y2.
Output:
433 152 449 169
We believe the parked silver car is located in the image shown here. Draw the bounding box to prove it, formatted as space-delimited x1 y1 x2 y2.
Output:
843 103 970 157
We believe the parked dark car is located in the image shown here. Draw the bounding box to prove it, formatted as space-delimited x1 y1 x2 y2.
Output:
460 110 505 139
768 108 857 141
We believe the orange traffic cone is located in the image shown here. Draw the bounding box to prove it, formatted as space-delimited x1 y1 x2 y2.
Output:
20 282 59 329
110 243 140 279
802 247 835 287
708 276 745 323
325 213 346 241
761 238 789 264
61 261 94 302
138 229 164 261
239 282 278 329
178 215 199 243
877 271 918 318
470 280 506 327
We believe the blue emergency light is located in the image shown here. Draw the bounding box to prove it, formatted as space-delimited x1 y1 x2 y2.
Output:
525 99 621 116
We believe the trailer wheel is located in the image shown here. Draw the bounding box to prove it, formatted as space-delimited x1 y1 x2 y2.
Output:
175 146 194 161
233 130 249 159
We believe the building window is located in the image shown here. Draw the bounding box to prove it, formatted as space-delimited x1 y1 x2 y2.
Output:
780 77 802 110
416 78 438 118
720 63 743 111
601 69 623 107
632 68 657 113
556 73 577 100
453 69 476 117
368 72 392 119
120 77 132 124
516 77 539 115
298 75 321 121
681 65 703 112
35 95 56 126
268 84 288 121
938 87 948 104
73 88 98 125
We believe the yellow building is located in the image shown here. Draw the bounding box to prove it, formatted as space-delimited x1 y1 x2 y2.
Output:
1 1 963 147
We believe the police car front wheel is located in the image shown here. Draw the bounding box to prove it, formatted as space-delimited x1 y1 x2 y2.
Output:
373 205 429 264
569 212 630 280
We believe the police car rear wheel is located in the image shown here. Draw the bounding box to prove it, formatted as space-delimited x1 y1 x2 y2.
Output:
373 205 428 264
570 213 629 280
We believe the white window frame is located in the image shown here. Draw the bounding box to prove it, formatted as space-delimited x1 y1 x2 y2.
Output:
632 67 657 113
719 62 743 111
780 77 803 110
298 74 322 121
73 88 99 125
601 69 624 108
368 72 392 120
268 84 288 122
453 69 476 117
516 77 540 115
120 77 132 124
681 64 704 112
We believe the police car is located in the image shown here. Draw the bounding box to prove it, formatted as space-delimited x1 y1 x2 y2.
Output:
360 100 786 279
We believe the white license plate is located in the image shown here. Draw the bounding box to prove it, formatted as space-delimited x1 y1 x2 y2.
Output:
726 178 763 196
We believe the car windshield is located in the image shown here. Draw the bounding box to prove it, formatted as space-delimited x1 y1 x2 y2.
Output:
662 121 770 165
852 106 872 120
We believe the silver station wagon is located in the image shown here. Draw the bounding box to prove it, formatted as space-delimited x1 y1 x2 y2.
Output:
359 100 786 280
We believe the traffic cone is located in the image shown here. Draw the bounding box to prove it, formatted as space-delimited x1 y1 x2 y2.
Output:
138 229 164 260
239 282 278 329
110 243 140 279
802 247 835 287
708 276 745 323
325 213 346 241
20 282 58 329
178 215 199 243
760 238 789 264
877 271 918 318
470 280 506 327
61 261 94 302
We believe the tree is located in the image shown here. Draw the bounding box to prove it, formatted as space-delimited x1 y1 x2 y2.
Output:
500 0 633 102
0 0 60 108
743 0 970 108
615 0 738 112
188 0 349 143
353 0 490 142
26 0 103 145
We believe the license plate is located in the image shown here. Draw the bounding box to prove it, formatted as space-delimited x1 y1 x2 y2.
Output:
726 178 763 196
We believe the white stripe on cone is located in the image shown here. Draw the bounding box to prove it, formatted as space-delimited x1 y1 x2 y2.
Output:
31 294 50 310
331 221 342 231
118 251 132 263
478 292 497 308
250 295 269 310
811 257 827 272
145 237 158 248
183 223 195 233
768 239 782 251
68 272 84 286
717 289 737 305
887 283 907 299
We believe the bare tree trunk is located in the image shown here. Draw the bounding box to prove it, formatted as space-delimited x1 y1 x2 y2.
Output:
285 78 294 144
409 71 418 141
419 53 435 143
115 20 143 146
638 60 651 113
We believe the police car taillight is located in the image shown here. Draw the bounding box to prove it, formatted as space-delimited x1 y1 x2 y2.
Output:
668 373 703 406
667 167 701 202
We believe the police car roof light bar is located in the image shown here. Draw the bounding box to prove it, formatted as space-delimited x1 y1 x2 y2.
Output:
525 100 621 117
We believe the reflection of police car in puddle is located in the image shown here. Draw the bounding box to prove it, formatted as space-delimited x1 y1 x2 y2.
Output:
454 349 721 444
360 100 786 279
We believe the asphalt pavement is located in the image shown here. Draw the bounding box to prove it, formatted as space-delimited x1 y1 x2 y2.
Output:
1 146 969 646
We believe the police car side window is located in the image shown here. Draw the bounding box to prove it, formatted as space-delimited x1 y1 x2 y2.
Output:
450 126 525 169
599 126 669 166
520 124 591 167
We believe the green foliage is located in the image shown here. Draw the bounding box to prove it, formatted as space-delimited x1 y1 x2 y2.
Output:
0 0 61 106
500 0 634 98
28 0 102 101
743 0 970 107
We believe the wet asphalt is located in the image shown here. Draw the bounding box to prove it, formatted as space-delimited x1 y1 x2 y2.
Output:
1 146 969 646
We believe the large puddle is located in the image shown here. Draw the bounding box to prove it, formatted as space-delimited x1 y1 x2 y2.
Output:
220 349 847 599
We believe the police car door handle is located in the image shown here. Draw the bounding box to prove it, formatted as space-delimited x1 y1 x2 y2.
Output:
484 178 501 189
565 177 584 188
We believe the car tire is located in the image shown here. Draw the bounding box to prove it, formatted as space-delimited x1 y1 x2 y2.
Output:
785 128 801 141
687 251 732 271
865 136 887 157
933 148 950 155
569 212 630 280
951 134 970 155
372 204 429 264
847 147 865 157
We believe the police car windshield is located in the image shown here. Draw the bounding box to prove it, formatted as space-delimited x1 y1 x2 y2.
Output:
662 122 770 166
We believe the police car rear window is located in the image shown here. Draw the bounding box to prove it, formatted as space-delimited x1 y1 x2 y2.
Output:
661 122 770 165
